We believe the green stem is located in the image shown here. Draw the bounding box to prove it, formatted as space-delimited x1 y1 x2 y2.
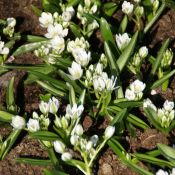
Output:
144 3 166 34
82 153 92 175
88 139 107 167
47 147 59 166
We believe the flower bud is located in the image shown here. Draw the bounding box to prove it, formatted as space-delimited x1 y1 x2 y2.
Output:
153 0 159 12
70 135 79 146
53 140 65 154
163 100 174 112
134 6 144 18
39 101 49 115
11 115 26 130
61 152 72 161
49 97 59 114
125 89 136 101
32 112 39 119
75 124 84 136
90 135 99 147
139 46 148 58
104 126 115 139
161 49 173 69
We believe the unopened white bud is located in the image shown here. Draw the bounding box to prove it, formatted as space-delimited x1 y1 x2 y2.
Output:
53 140 65 154
104 126 115 139
27 119 40 132
61 152 72 161
75 124 84 136
139 46 148 58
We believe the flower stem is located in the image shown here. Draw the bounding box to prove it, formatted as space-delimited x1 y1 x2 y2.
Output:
88 139 107 167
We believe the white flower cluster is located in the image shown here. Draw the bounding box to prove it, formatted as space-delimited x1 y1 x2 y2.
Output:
39 7 74 56
156 168 175 175
125 80 146 101
77 0 98 25
0 41 9 55
67 37 91 80
130 46 148 67
143 99 175 128
54 103 84 135
115 33 131 51
53 140 72 161
70 125 115 161
3 17 16 37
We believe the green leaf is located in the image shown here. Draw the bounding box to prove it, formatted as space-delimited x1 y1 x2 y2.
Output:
29 70 67 91
42 0 59 13
44 169 69 175
0 129 21 160
108 139 153 175
104 42 120 76
78 89 86 105
37 80 65 97
31 5 42 16
103 2 118 16
12 41 48 56
118 15 128 34
111 108 127 126
113 100 143 108
16 158 53 166
134 153 174 167
158 144 175 163
67 83 76 105
69 23 82 38
150 69 175 89
30 131 60 141
117 31 138 72
26 35 47 42
83 13 100 24
57 70 82 94
0 111 14 122
150 38 170 77
144 3 166 34
6 77 16 112
67 0 81 7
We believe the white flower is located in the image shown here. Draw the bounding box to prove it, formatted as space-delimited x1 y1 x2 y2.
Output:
11 115 26 130
143 98 157 111
0 41 9 55
90 4 98 14
151 89 157 95
61 152 72 161
66 104 84 118
163 100 174 111
53 140 65 154
122 1 134 15
49 97 59 114
139 46 148 58
115 33 131 50
130 80 146 93
156 169 168 175
68 61 83 80
39 12 53 28
45 23 68 39
50 36 65 54
62 6 75 22
170 168 175 175
70 135 79 145
104 126 115 139
27 119 40 132
39 101 49 115
75 124 84 136
105 76 117 91
93 76 106 91
7 18 16 28
72 48 91 67
125 89 136 101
